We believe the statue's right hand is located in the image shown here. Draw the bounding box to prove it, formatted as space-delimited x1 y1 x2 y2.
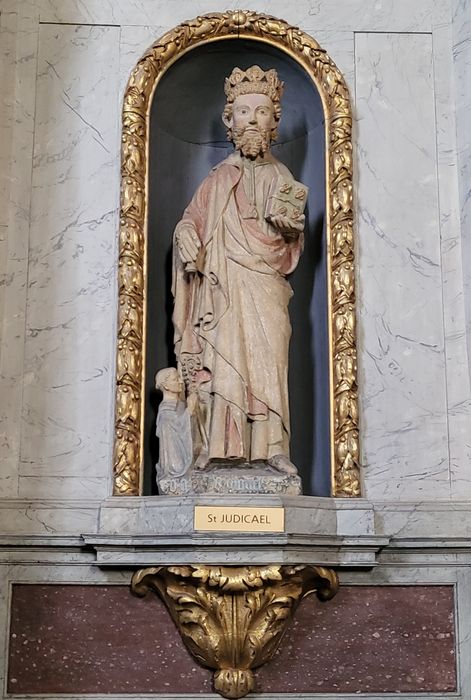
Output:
175 226 201 264
186 392 198 415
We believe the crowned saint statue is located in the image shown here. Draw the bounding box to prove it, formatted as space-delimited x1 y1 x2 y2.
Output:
171 65 308 480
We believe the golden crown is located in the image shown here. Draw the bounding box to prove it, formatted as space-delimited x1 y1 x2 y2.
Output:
224 65 284 104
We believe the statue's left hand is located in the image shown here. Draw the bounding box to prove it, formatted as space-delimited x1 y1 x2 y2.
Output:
267 213 305 240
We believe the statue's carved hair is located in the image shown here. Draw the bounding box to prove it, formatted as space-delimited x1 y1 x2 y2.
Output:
155 367 178 390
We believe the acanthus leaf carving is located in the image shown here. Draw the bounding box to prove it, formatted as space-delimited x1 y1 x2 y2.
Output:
131 564 339 699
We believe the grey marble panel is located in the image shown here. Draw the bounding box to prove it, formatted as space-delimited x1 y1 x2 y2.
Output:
0 500 100 535
19 24 121 500
373 500 471 538
0 1 40 498
0 3 16 228
355 32 449 500
433 18 471 499
37 0 435 32
453 1 471 494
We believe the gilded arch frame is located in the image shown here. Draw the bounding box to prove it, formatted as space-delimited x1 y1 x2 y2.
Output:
113 10 360 497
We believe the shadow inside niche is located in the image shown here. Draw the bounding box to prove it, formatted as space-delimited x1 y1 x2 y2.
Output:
143 38 330 497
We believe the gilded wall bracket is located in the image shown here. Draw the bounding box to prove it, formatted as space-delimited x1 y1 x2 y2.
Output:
131 564 339 699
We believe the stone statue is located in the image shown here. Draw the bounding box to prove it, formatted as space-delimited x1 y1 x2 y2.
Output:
155 367 195 482
172 65 308 482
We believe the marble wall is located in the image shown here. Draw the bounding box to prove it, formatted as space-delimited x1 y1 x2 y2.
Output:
1 4 471 699
1 0 471 513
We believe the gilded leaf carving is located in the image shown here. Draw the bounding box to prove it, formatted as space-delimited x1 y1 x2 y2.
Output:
132 564 339 699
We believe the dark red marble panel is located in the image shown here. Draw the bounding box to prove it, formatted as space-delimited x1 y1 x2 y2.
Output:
8 584 212 694
258 585 456 694
8 584 456 695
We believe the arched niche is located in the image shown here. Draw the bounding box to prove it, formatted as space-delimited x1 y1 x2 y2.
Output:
114 11 360 498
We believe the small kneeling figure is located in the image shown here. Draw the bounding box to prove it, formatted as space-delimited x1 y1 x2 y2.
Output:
155 367 195 482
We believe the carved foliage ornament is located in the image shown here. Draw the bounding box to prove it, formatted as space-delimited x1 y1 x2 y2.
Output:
131 564 339 699
115 10 360 496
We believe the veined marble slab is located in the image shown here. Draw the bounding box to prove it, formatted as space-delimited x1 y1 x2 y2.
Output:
355 32 450 499
36 0 436 32
0 499 100 535
453 0 471 497
19 24 120 500
0 1 40 498
0 3 17 228
433 18 471 498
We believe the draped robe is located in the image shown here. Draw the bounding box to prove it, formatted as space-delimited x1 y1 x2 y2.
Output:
156 400 192 479
172 151 304 462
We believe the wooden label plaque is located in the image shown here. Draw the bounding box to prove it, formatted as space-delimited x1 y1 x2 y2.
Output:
194 506 285 532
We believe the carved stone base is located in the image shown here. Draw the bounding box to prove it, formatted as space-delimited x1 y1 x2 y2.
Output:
131 564 339 699
158 464 302 496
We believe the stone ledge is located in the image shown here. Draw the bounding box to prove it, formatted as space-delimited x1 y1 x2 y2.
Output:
87 495 381 567
97 495 376 537
83 533 389 567
1 499 471 569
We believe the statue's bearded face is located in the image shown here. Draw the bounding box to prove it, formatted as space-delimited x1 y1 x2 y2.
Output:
223 93 277 159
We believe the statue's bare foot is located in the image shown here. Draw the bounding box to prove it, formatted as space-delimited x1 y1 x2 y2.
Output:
268 454 298 476
194 452 209 470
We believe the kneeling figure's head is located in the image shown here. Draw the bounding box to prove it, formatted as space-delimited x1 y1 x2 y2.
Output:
155 367 183 397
